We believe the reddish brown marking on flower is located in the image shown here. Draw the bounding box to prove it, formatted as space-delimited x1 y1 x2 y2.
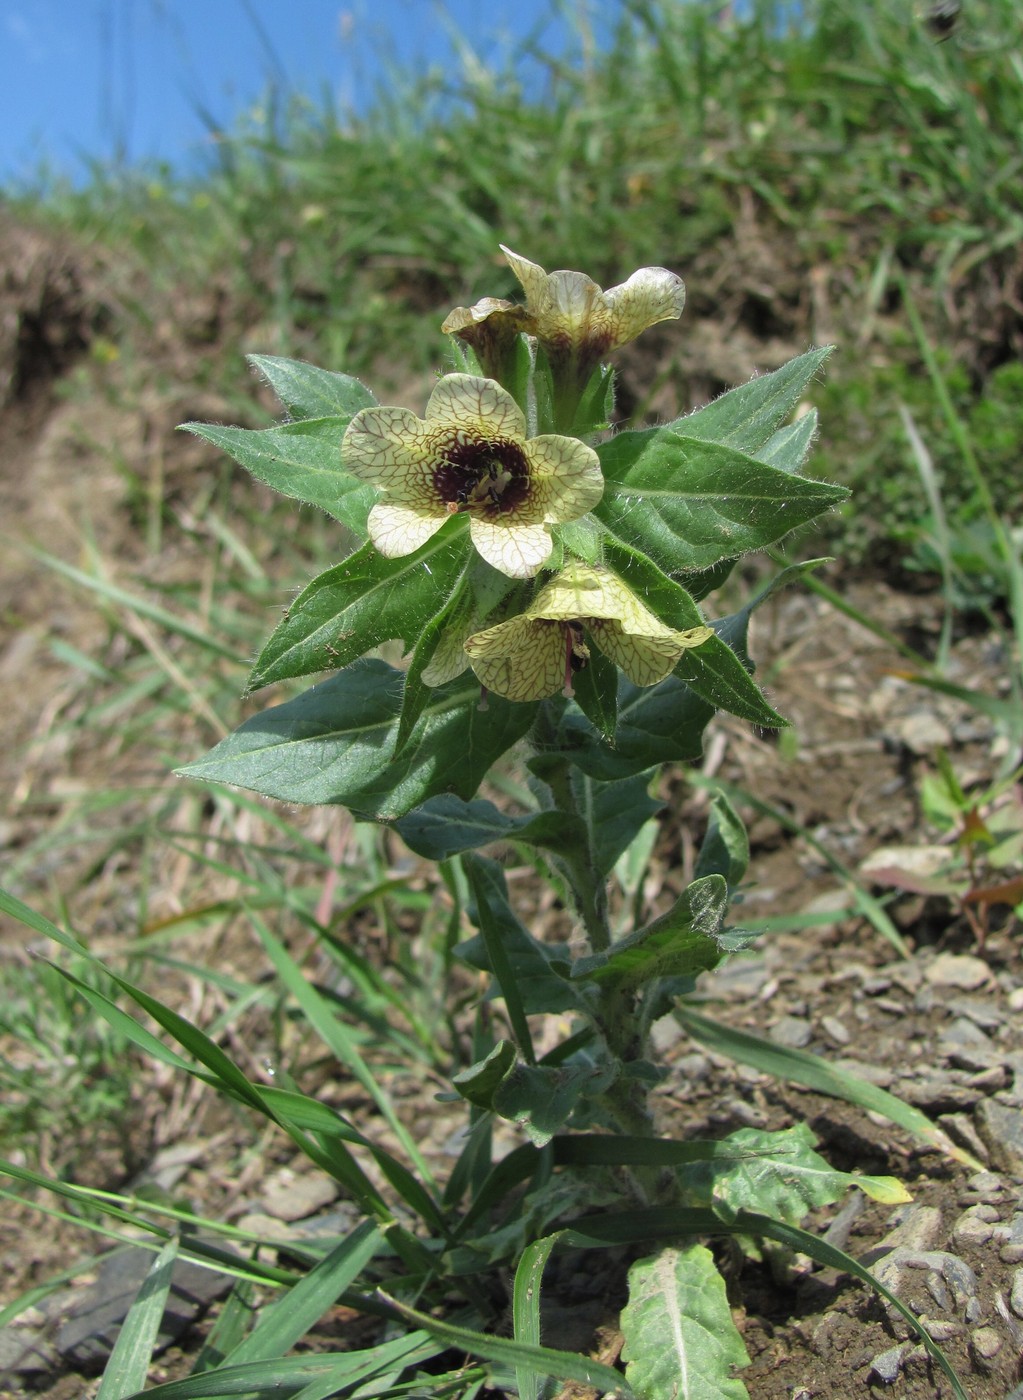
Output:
433 435 530 516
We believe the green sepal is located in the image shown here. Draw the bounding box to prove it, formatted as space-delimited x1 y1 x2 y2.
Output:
554 515 602 564
247 355 377 421
569 363 616 436
247 523 470 691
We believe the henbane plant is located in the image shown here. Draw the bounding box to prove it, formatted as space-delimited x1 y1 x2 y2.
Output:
146 244 971 1397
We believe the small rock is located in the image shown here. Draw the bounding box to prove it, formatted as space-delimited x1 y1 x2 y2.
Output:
822 1192 867 1252
261 1169 339 1222
938 1016 995 1053
829 1058 893 1088
717 1096 767 1128
649 1016 685 1053
940 1113 991 1164
870 1249 979 1336
862 1205 944 1263
670 1051 712 1083
886 961 924 994
924 953 992 990
993 1213 1023 1242
966 1064 1009 1092
976 1099 1023 1176
1011 1269 1023 1318
947 996 1005 1031
820 1015 851 1046
1008 987 1023 1013
961 1170 1005 1201
234 1212 295 1242
874 997 909 1016
900 1077 980 1114
57 1245 234 1367
860 974 893 996
970 1326 1003 1365
951 1205 997 1249
709 955 768 1000
869 1341 908 1383
768 1015 813 1049
0 1326 57 1375
919 1319 959 1342
894 712 952 754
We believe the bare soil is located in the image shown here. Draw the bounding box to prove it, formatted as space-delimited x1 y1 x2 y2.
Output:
1 218 1021 1399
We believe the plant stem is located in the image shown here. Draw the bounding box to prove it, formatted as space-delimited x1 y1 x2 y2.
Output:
529 704 612 953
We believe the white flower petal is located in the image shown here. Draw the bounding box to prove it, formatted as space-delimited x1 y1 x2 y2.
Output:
603 267 686 350
469 517 552 578
343 406 424 486
525 437 604 521
367 502 446 557
426 373 525 440
588 622 684 687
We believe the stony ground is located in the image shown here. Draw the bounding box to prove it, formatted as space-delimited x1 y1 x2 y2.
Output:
1 218 1021 1399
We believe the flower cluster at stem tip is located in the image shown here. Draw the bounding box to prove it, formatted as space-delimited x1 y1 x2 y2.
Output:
340 245 703 703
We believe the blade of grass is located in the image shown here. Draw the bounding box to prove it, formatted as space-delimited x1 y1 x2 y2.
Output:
96 1238 179 1400
248 910 443 1199
513 1233 564 1400
674 1006 979 1167
380 1291 634 1398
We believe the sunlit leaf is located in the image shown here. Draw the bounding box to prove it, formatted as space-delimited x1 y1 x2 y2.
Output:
248 354 377 421
595 430 847 573
178 661 535 819
247 529 470 690
620 1245 750 1400
672 347 832 454
181 417 375 534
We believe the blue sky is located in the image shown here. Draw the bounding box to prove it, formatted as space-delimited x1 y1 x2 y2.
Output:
1 1 614 187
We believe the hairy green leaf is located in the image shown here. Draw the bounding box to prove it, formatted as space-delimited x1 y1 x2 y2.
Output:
672 347 832 454
181 418 375 534
178 661 535 819
248 354 376 421
682 1123 910 1226
248 528 469 690
694 792 750 891
595 429 848 573
394 793 586 862
573 876 732 990
458 856 586 1018
620 1245 750 1400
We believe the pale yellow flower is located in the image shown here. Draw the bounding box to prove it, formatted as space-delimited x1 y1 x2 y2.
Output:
463 562 713 702
500 246 686 377
342 374 603 579
440 298 532 384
